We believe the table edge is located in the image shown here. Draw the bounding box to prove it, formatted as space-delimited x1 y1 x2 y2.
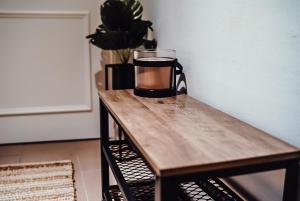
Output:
98 90 300 177
159 151 300 177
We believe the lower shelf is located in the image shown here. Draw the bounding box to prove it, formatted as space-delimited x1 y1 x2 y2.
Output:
103 140 243 201
106 183 155 201
105 185 124 201
179 179 242 201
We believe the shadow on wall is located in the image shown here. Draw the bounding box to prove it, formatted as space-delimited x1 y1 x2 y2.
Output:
95 50 119 91
95 49 133 91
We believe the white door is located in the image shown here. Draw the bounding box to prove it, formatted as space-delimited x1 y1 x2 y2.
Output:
0 0 102 143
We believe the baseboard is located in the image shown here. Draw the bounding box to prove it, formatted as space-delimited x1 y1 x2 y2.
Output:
0 137 100 146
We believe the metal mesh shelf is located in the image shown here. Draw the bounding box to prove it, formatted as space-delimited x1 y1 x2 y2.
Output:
179 179 243 201
109 142 139 162
103 140 156 201
106 185 124 201
129 181 155 201
106 184 155 201
179 182 214 201
108 141 155 184
104 140 243 201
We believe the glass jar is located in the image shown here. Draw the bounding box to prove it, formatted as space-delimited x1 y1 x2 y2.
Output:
133 49 178 98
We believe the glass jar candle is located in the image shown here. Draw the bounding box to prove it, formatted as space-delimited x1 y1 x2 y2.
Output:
133 49 179 98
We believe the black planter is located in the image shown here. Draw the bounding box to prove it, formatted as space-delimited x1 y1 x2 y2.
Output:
105 63 135 90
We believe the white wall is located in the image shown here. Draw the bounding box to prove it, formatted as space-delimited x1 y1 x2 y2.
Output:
142 0 300 200
0 0 102 143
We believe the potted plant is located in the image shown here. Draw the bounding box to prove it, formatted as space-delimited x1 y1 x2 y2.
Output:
87 0 156 89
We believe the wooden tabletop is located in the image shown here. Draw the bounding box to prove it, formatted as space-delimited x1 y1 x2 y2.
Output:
99 90 300 177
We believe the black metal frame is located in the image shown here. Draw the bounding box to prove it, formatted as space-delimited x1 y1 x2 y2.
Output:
100 98 300 201
103 142 136 201
104 63 133 148
100 99 109 201
105 63 135 90
103 140 155 201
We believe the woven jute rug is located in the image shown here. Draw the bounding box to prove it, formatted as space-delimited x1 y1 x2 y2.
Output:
0 160 76 201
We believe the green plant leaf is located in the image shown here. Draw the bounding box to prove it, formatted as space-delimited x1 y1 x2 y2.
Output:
127 20 151 48
131 1 140 12
87 0 156 61
126 0 136 9
101 0 133 31
133 5 143 19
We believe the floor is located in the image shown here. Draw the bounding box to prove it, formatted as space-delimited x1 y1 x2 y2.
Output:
0 140 101 201
0 139 291 201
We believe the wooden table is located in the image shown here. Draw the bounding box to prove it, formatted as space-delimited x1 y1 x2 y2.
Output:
99 89 300 201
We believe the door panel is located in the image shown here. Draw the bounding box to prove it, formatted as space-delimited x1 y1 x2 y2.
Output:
0 0 101 143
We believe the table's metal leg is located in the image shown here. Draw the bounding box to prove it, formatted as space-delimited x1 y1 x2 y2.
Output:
118 126 122 140
100 99 109 200
118 126 122 159
155 176 178 201
283 159 299 201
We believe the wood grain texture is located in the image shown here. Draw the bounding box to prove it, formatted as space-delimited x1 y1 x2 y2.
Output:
99 90 300 176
